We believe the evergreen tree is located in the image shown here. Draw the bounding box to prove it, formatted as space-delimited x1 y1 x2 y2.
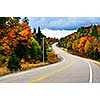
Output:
91 25 98 37
35 27 48 61
33 28 36 33
35 27 44 45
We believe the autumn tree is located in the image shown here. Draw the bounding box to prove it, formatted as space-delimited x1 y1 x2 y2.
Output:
78 37 87 52
72 40 79 52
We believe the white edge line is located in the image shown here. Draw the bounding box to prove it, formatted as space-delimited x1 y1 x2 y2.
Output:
85 60 92 83
55 43 93 83
63 51 93 83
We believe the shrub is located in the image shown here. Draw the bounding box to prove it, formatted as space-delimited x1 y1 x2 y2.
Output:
7 51 21 71
48 52 58 63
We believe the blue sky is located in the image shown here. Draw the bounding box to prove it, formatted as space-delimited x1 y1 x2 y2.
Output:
29 17 100 30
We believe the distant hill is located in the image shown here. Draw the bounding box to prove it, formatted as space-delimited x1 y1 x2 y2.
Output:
58 25 100 61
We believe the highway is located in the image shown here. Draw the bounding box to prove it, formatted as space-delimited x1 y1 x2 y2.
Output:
0 43 100 83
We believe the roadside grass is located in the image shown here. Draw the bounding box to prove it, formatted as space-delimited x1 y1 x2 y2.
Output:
0 67 10 76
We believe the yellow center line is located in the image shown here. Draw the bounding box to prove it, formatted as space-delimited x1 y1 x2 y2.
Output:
31 61 75 83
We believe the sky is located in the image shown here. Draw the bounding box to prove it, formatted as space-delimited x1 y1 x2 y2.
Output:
41 29 76 39
29 17 100 30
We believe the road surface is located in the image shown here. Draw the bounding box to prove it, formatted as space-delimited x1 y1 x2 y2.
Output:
0 43 100 83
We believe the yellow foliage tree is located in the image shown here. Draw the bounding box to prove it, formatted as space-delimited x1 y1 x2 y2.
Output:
78 36 87 52
84 40 90 53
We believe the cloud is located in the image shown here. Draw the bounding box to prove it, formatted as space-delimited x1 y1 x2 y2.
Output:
41 29 76 39
29 17 100 30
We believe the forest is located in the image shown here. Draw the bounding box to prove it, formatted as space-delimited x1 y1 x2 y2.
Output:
58 25 100 62
0 17 58 75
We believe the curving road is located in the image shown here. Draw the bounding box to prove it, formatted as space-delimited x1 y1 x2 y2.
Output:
0 43 100 83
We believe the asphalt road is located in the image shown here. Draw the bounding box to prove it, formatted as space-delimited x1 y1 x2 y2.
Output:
0 43 100 83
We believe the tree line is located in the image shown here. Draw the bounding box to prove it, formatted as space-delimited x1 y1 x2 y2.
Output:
58 25 100 61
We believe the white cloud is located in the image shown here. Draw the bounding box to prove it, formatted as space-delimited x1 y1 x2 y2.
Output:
41 29 76 39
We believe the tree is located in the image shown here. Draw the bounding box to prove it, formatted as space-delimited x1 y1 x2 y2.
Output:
84 40 90 53
31 38 42 62
72 40 79 52
15 44 30 61
66 41 72 52
35 27 44 45
78 37 87 52
38 27 41 33
13 17 21 22
8 51 21 71
22 17 29 25
0 17 9 29
91 25 98 37
7 17 20 27
33 28 36 33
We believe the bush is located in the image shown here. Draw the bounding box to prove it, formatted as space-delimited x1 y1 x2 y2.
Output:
48 52 58 63
7 51 21 71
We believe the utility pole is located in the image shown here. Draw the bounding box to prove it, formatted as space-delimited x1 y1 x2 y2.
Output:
43 37 44 63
